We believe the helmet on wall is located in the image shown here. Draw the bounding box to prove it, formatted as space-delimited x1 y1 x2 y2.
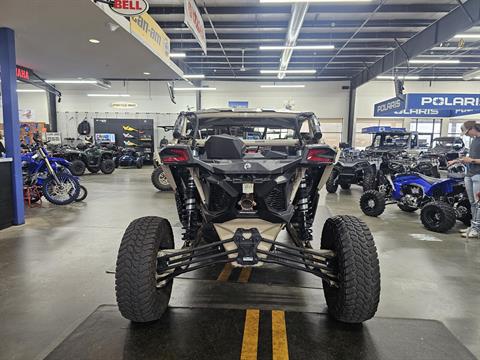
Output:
447 163 466 179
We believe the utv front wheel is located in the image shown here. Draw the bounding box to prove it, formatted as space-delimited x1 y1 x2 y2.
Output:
100 159 116 174
115 216 174 322
326 170 339 193
420 201 456 233
321 216 380 323
360 190 386 217
69 160 86 176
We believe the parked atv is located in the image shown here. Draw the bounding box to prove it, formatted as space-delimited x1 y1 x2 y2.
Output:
360 164 470 233
118 148 145 168
115 109 381 324
75 144 116 175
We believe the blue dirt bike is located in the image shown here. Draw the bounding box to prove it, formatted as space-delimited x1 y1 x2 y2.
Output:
359 164 470 233
22 139 85 205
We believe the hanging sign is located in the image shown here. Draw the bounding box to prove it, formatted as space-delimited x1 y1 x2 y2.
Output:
16 66 31 81
373 97 405 117
109 0 149 16
406 93 480 111
130 13 170 62
184 0 207 54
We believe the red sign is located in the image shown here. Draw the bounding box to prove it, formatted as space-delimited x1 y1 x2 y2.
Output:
111 0 149 16
16 66 31 81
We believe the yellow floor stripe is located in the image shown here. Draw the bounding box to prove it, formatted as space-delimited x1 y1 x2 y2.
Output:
272 310 289 360
217 263 233 282
238 267 252 283
240 309 260 360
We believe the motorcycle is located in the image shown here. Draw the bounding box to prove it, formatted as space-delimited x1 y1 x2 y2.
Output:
22 138 83 205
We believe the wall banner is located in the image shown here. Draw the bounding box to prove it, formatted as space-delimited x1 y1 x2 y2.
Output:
406 93 480 111
184 0 207 54
130 13 171 62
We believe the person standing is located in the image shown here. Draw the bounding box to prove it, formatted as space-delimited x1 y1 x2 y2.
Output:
452 121 480 237
0 132 6 157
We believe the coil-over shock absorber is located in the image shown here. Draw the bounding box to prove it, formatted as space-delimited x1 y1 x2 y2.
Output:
296 176 313 246
181 176 200 245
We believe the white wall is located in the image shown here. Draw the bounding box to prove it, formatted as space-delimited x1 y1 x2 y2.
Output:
0 91 49 125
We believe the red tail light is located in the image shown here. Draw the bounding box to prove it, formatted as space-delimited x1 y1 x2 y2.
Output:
306 148 334 163
161 148 190 163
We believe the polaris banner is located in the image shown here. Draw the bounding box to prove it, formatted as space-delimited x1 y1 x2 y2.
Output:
406 93 480 111
373 97 404 117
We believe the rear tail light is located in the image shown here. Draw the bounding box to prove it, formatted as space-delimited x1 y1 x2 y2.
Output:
161 148 190 164
306 148 335 163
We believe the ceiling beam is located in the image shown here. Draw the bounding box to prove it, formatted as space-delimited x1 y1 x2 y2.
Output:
351 0 480 88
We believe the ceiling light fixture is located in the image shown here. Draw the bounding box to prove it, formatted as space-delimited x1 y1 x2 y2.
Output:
87 94 131 97
17 89 46 93
89 38 100 44
409 59 460 64
170 52 187 58
46 80 98 84
184 74 205 79
143 72 151 75
260 69 317 74
454 34 480 39
376 75 420 80
260 84 306 88
260 45 334 50
174 87 217 91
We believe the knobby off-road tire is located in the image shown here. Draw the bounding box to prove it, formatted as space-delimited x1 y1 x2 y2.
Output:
420 201 456 233
100 159 116 174
321 215 380 323
115 217 174 322
326 170 339 194
69 160 86 176
360 190 386 217
151 168 171 191
362 171 377 192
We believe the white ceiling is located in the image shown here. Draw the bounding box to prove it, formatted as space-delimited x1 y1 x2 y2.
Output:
0 0 183 81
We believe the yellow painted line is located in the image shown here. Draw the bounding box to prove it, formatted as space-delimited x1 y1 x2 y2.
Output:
272 310 289 360
217 263 234 282
238 267 252 283
240 309 260 360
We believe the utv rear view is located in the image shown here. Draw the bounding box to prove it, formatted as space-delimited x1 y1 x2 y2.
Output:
115 110 381 324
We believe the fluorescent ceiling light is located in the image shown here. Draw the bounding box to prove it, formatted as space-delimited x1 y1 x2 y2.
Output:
260 45 334 51
143 72 151 75
409 59 460 64
184 74 205 79
87 94 130 97
175 87 216 91
260 84 306 88
376 75 420 80
17 89 45 93
46 80 98 84
454 34 480 39
170 52 186 58
89 38 100 44
260 69 317 74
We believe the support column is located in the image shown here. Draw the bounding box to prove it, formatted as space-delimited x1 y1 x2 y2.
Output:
47 91 57 132
0 27 25 225
347 84 356 146
440 118 450 137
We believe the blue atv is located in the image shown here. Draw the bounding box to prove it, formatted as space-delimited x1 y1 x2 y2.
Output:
359 164 470 233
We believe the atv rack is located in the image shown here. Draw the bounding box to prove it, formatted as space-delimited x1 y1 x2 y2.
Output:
156 238 338 287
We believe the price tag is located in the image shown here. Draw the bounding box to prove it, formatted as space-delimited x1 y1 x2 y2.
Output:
243 183 254 194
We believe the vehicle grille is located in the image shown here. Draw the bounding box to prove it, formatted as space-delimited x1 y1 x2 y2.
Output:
265 184 287 212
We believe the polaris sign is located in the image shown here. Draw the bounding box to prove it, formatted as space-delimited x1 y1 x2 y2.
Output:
374 97 404 117
406 94 480 111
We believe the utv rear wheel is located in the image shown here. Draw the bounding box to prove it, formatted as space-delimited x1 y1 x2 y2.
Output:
151 168 171 191
420 201 456 233
326 170 339 193
321 215 380 323
360 190 386 217
115 216 174 322
69 160 86 176
362 171 377 192
100 159 116 174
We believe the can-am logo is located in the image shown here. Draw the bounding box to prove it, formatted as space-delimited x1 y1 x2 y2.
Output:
110 0 149 16
377 99 402 113
421 96 480 107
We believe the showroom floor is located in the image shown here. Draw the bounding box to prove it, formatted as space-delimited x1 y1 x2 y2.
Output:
0 169 479 360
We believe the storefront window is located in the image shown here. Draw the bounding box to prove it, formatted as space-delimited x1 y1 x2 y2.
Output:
409 119 441 147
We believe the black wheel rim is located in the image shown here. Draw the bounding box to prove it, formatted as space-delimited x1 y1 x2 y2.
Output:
424 208 442 227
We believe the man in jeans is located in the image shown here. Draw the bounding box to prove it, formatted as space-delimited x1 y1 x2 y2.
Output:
451 121 480 237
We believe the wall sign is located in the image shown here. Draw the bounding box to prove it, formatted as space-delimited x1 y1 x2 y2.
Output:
110 0 149 16
406 93 480 111
16 66 31 81
111 102 138 109
130 13 170 62
184 0 207 54
228 101 249 109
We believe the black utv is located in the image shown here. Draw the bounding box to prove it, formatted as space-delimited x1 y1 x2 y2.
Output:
114 109 381 325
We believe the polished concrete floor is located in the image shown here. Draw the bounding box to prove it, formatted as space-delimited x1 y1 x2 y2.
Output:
0 168 479 359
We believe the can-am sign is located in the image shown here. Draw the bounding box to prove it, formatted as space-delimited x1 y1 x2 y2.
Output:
110 0 149 16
